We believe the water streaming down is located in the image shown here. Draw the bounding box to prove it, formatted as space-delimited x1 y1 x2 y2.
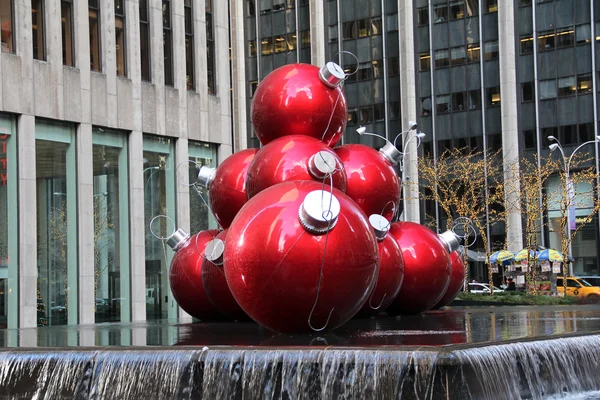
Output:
455 335 600 400
0 335 598 399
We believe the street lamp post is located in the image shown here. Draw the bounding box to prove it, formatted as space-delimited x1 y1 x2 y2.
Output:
548 135 600 275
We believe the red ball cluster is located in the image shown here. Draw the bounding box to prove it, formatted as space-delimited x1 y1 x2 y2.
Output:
165 63 463 332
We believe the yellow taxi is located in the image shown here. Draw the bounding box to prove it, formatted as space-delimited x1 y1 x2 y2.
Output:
556 276 600 301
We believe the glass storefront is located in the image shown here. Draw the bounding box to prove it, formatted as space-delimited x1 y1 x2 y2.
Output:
143 136 177 320
92 129 130 323
0 115 17 329
188 141 217 234
36 122 77 326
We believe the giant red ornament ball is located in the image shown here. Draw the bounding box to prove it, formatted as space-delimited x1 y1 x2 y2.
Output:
387 222 452 314
334 144 401 221
251 63 348 147
224 180 379 333
168 229 223 320
246 135 347 199
433 251 466 309
201 229 249 321
197 148 258 229
357 214 405 318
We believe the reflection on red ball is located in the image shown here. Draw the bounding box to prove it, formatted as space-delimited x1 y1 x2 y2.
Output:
224 181 379 333
202 229 249 321
388 222 451 314
209 149 258 228
246 135 347 199
334 144 401 221
169 229 223 320
357 234 404 318
434 251 465 309
251 64 347 147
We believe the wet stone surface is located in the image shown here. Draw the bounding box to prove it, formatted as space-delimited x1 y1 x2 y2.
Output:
2 304 600 348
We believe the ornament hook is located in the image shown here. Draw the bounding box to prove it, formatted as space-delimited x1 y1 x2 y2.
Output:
149 215 177 241
176 160 203 187
368 292 387 311
307 218 335 332
334 50 360 77
452 217 478 248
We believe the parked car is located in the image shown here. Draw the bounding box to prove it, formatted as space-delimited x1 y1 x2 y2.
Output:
575 276 600 288
556 277 600 301
468 283 504 294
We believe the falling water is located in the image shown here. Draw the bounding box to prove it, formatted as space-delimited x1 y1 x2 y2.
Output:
0 335 598 399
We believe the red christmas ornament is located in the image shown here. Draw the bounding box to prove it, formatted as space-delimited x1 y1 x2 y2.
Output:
224 181 379 333
246 135 347 199
357 214 405 318
334 144 401 221
196 148 258 229
387 222 458 314
251 63 348 147
201 229 249 321
167 228 223 320
433 251 466 309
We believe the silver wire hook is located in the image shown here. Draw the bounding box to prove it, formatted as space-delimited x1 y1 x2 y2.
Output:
452 217 477 248
149 215 177 241
176 160 202 187
334 50 360 76
369 292 387 311
379 201 396 225
194 228 220 257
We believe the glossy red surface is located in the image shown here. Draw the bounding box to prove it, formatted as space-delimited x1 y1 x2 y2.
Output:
169 229 223 320
334 144 401 221
224 181 379 333
209 148 258 229
357 234 405 318
251 64 347 147
246 135 347 199
434 251 466 309
387 222 452 314
202 229 249 321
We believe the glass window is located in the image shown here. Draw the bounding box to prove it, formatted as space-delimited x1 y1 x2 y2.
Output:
0 0 15 53
469 89 481 109
115 0 126 77
286 32 295 50
89 0 101 71
373 103 385 121
343 21 356 39
92 130 130 323
388 57 399 76
467 43 480 63
486 86 500 106
450 1 465 20
36 123 77 326
140 0 151 81
359 107 373 124
421 97 432 116
261 36 273 55
538 30 555 51
434 5 448 23
451 46 466 65
519 0 531 4
143 136 177 321
560 125 577 145
520 35 533 54
486 0 498 13
484 40 498 61
388 101 401 119
301 30 310 49
247 0 255 16
372 60 383 78
522 81 534 102
419 52 430 71
556 28 574 48
369 18 382 36
61 0 74 66
436 95 451 114
163 0 174 86
274 35 286 53
576 24 591 45
567 279 582 288
328 25 338 43
539 79 557 99
32 0 46 60
206 0 216 94
386 14 398 31
417 7 428 26
558 76 576 97
452 92 467 111
0 117 17 329
435 49 449 68
578 74 592 94
579 122 594 142
247 40 257 57
523 129 536 149
184 0 194 89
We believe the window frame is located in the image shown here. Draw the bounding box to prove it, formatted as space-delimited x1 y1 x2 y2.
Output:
115 0 127 77
89 0 102 71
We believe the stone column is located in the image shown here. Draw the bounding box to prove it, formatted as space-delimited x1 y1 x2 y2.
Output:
310 0 326 67
498 0 523 252
230 0 248 152
175 138 192 320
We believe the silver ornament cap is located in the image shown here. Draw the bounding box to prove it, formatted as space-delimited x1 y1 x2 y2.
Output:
299 190 340 234
205 238 225 266
197 166 216 188
369 214 390 241
319 62 346 88
379 142 402 165
438 230 461 254
167 228 190 251
308 151 337 179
